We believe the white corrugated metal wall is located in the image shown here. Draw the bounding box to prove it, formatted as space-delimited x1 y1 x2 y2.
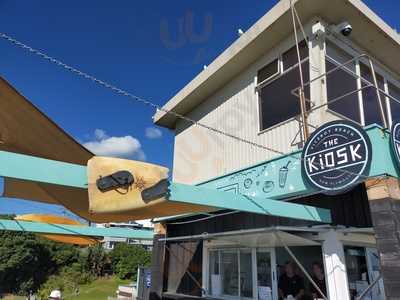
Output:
172 19 328 184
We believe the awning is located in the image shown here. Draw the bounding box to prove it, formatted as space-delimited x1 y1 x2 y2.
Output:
0 218 154 240
161 226 322 247
209 230 319 247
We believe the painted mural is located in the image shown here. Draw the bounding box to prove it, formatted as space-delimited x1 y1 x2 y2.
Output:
199 152 310 200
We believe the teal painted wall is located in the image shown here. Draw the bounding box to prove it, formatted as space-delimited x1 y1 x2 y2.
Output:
198 125 399 200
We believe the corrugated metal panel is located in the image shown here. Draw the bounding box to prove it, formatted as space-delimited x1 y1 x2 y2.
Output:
172 61 303 184
172 31 325 185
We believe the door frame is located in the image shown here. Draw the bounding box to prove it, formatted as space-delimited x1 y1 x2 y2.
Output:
365 247 385 300
253 248 278 300
203 242 278 299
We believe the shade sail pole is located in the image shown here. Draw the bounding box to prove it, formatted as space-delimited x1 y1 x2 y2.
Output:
290 0 309 141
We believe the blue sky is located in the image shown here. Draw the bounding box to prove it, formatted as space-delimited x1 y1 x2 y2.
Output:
0 0 398 218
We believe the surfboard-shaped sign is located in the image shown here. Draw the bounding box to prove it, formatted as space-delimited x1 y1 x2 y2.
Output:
301 120 372 194
87 156 213 220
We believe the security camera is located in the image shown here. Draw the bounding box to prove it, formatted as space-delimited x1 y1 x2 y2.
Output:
335 22 352 36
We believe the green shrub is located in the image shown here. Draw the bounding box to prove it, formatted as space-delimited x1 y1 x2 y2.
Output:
37 266 94 299
110 244 151 280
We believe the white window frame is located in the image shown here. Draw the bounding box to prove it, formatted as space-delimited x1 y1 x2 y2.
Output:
256 40 311 134
203 243 277 300
256 58 281 90
325 35 400 128
324 51 363 124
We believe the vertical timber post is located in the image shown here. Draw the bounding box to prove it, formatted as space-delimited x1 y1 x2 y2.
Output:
149 222 167 300
366 177 400 299
310 19 327 129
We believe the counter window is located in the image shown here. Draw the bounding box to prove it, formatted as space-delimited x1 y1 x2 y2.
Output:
207 245 325 300
208 248 274 299
209 249 254 298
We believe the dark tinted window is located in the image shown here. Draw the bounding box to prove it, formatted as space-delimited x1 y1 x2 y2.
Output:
258 59 279 83
282 40 308 70
326 60 360 122
389 82 400 123
360 63 387 126
259 61 310 130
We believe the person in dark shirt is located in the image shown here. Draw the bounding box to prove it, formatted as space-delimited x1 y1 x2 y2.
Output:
310 262 327 299
278 261 305 299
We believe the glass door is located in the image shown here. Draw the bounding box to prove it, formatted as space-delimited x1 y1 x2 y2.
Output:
345 246 385 300
256 249 277 300
221 249 239 298
207 248 277 299
366 248 385 300
240 250 254 298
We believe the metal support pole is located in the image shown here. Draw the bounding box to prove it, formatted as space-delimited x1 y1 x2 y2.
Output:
274 232 328 300
356 274 382 300
368 58 388 129
290 0 309 140
299 88 310 140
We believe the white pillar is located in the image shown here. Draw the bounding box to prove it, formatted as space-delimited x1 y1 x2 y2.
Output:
321 230 350 300
309 18 327 128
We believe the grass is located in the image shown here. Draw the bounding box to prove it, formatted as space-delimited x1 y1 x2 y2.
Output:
64 276 131 300
5 276 132 300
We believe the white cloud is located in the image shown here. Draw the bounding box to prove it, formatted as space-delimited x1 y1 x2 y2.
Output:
83 129 146 160
145 127 162 139
94 129 107 140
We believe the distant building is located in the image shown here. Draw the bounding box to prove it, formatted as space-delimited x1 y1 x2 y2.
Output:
96 221 153 250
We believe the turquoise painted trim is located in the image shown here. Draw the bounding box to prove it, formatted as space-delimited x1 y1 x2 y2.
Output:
368 128 399 178
0 151 87 188
198 125 400 201
156 125 399 223
0 124 395 196
168 183 332 223
0 219 154 239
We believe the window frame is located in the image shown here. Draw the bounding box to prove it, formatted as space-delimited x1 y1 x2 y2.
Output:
324 49 363 124
325 36 400 127
256 58 281 89
256 41 310 134
204 246 277 300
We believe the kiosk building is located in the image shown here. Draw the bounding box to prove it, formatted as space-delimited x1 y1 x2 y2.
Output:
151 0 400 299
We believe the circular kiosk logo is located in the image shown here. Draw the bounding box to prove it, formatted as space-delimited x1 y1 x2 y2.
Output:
301 120 372 194
390 122 400 167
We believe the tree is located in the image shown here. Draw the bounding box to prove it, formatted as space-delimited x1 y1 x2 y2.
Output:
0 219 82 295
84 244 110 277
41 238 80 269
0 231 52 294
110 244 151 280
